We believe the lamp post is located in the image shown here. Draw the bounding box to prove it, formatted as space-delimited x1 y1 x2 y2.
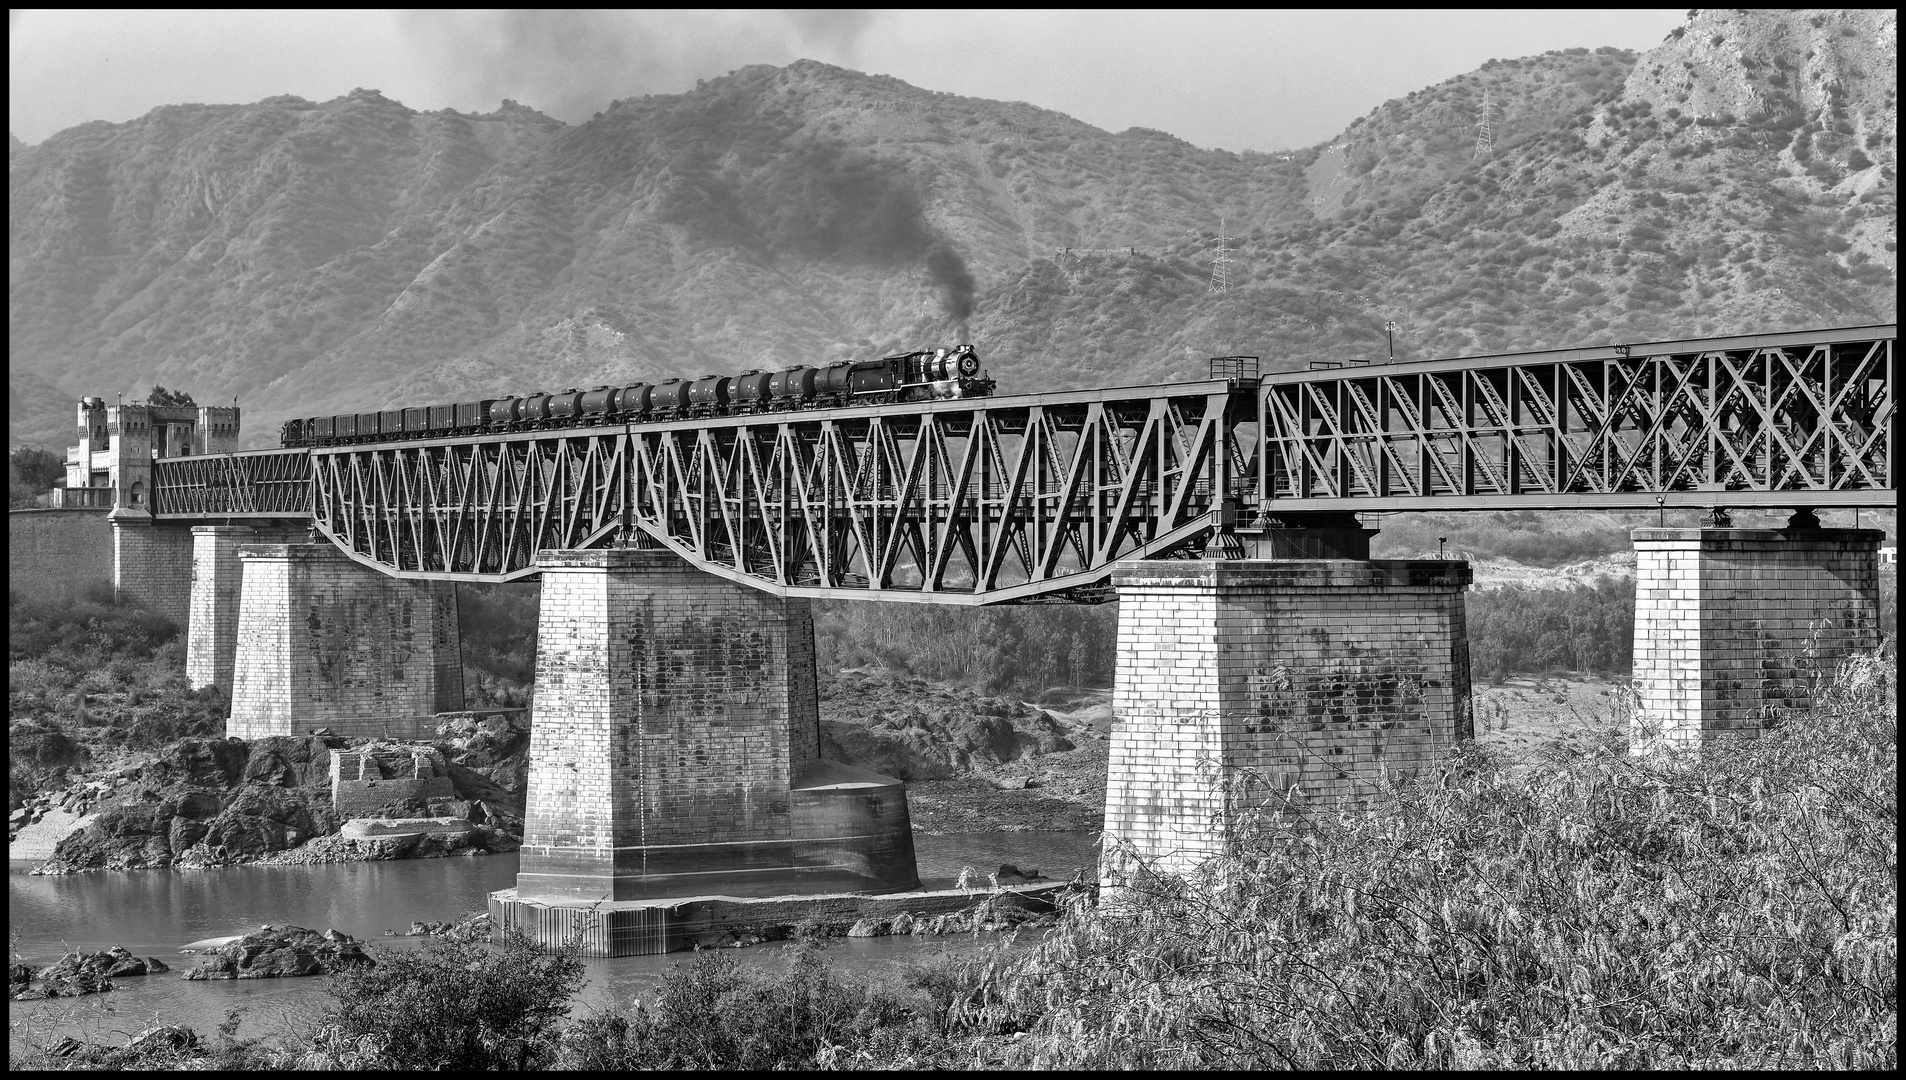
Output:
1385 320 1398 363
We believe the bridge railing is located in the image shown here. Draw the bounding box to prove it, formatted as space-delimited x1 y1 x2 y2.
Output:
42 486 115 509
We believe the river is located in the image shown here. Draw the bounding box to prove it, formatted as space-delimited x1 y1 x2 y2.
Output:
8 831 1099 1049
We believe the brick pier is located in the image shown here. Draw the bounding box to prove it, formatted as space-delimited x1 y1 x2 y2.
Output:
1102 558 1473 883
186 524 309 693
109 511 194 625
1631 523 1883 752
227 543 463 739
510 549 916 946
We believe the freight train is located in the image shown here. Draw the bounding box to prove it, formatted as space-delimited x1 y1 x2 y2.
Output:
279 345 992 447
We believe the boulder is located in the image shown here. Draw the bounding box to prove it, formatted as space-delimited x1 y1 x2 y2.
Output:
845 917 886 938
182 924 373 981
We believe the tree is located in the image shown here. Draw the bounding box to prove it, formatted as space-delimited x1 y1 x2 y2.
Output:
147 385 197 407
10 445 64 508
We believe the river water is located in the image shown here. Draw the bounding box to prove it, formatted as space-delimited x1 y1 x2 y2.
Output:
8 832 1098 1048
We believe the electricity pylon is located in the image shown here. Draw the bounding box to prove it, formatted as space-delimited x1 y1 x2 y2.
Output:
1209 217 1234 293
1474 88 1496 159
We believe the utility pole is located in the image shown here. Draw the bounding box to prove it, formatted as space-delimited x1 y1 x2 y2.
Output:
1208 216 1233 293
1384 319 1399 362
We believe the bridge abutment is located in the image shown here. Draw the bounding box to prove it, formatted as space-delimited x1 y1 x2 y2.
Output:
109 511 195 625
1630 523 1883 752
507 549 916 935
228 543 463 739
1102 558 1472 886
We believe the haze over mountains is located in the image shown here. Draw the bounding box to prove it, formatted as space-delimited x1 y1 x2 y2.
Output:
9 8 1896 450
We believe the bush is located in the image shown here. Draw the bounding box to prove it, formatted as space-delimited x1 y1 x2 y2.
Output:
557 943 934 1069
323 924 585 1070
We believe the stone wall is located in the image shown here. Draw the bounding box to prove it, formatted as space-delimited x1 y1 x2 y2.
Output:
228 543 463 739
1632 527 1882 751
1104 559 1473 882
517 549 912 903
111 516 194 625
7 509 113 604
330 746 459 818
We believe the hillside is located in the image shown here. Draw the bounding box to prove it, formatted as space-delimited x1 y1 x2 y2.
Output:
8 9 1896 450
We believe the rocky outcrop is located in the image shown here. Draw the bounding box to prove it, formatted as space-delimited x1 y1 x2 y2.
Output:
820 673 1075 781
38 778 336 874
181 925 373 980
9 947 171 1000
30 724 533 875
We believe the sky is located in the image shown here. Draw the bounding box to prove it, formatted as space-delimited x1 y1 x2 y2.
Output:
9 9 1689 153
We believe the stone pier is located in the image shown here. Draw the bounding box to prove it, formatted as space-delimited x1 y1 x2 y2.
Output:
186 524 309 693
228 543 463 739
1102 558 1472 884
503 549 916 949
109 510 195 625
1631 521 1882 752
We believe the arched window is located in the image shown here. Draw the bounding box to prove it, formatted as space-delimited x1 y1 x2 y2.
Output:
129 481 145 508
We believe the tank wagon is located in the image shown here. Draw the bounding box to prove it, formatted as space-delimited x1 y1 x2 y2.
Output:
280 345 992 447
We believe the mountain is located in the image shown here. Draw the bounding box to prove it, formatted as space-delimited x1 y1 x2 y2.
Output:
8 9 1896 450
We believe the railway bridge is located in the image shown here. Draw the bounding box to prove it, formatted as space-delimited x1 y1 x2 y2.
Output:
96 324 1895 950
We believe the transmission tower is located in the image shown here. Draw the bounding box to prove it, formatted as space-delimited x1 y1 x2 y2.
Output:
1208 216 1234 293
1473 89 1496 159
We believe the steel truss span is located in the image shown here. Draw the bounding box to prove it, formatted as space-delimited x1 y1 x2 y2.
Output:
147 325 1895 599
150 448 313 517
300 383 1249 603
1260 325 1895 511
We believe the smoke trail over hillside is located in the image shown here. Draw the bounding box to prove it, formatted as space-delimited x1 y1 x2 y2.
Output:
926 244 976 325
401 10 880 123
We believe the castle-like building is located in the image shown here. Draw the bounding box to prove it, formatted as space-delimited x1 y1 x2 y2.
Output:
64 397 240 510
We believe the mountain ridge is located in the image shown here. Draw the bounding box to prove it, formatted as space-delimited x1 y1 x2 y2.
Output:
9 9 1895 450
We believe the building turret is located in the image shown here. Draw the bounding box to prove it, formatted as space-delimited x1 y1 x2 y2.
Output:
60 394 241 511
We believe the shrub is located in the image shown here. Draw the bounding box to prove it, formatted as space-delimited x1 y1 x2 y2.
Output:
557 943 933 1069
323 924 585 1070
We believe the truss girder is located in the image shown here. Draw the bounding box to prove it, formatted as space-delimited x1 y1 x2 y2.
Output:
146 325 1895 594
147 448 312 517
1260 329 1895 508
282 387 1244 602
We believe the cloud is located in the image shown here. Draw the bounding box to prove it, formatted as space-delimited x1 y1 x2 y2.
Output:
398 9 880 122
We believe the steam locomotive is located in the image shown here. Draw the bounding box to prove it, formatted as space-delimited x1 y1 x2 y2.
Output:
279 345 993 447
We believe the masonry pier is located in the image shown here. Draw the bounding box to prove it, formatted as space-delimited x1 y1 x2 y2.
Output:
1102 555 1473 885
109 511 195 625
494 549 917 955
186 524 309 694
1630 517 1883 752
227 543 463 739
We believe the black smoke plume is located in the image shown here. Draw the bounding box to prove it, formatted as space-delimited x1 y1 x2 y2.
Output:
926 244 975 326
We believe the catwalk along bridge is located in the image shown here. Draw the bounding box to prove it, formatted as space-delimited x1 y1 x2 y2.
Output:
150 324 1896 603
